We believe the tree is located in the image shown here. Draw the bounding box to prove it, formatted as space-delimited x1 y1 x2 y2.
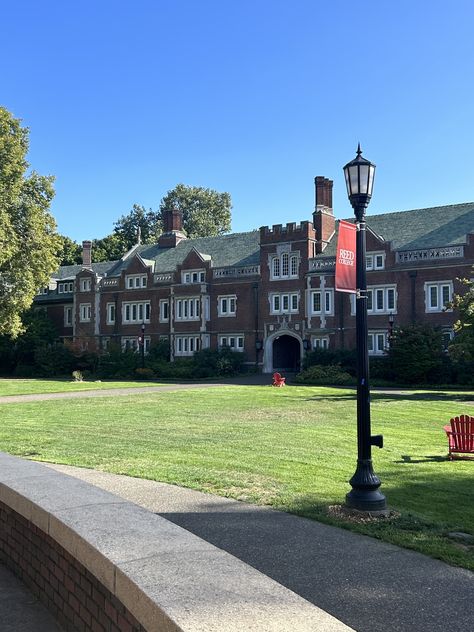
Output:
159 184 231 238
92 233 126 263
0 107 60 336
387 323 446 384
448 275 474 366
113 204 161 250
57 235 82 266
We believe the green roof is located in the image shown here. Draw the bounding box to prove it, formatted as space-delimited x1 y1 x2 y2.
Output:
320 202 474 257
52 261 116 280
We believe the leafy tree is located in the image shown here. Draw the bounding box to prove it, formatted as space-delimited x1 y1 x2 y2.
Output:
159 184 231 238
92 233 126 262
448 275 474 371
387 324 446 384
0 107 60 336
113 204 161 250
57 235 82 265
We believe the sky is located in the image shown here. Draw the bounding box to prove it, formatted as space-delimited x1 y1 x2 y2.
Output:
1 0 474 243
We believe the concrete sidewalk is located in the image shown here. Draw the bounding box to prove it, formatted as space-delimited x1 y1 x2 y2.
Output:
44 463 474 632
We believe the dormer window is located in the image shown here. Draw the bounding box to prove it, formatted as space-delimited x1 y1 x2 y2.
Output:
126 274 147 289
366 252 385 271
58 282 74 294
182 270 206 284
80 278 91 292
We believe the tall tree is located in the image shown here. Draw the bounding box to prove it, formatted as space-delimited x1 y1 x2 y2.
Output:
113 204 161 250
92 233 127 262
0 107 60 336
159 184 231 238
448 275 474 363
57 235 82 266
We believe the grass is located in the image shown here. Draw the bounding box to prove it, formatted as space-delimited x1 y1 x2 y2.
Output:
0 384 473 569
0 378 167 396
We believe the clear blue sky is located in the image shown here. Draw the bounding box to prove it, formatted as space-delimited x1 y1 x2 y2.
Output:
2 0 473 242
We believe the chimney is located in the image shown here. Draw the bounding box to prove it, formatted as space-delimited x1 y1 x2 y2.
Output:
82 240 92 268
313 177 335 252
159 207 186 248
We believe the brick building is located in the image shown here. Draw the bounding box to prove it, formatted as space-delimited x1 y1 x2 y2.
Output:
35 177 474 372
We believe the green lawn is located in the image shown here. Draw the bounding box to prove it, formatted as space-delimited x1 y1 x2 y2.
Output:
0 378 166 396
0 384 473 570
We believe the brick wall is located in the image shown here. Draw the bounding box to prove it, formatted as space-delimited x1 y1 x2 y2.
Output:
0 501 146 632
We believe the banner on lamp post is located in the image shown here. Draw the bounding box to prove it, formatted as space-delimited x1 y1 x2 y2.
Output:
335 220 357 293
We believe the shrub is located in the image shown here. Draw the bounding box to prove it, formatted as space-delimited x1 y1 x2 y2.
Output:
295 364 354 386
303 348 357 376
387 324 447 384
193 348 243 377
135 367 155 380
34 343 75 377
72 370 84 382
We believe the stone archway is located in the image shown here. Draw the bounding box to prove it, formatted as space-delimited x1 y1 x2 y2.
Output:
263 332 303 373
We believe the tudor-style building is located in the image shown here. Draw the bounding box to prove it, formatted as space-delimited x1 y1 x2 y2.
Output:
35 177 474 372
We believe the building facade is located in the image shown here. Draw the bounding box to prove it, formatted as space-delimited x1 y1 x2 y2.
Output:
35 177 474 372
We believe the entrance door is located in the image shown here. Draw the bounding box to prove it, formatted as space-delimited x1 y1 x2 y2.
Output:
272 335 300 371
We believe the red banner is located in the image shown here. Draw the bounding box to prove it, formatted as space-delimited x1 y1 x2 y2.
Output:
335 220 357 293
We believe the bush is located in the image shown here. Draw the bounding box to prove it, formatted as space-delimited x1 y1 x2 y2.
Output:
72 370 84 382
303 348 357 376
387 324 447 385
34 343 75 377
193 348 244 377
295 364 354 386
96 345 139 379
135 367 155 380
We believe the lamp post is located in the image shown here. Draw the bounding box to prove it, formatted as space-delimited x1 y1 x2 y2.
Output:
343 145 386 512
388 312 395 347
140 322 145 369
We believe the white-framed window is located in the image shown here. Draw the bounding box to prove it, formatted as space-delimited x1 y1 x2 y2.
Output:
79 303 91 322
175 335 201 356
64 306 73 327
126 274 147 289
159 299 169 322
350 285 397 315
175 298 200 321
270 252 299 280
58 281 74 294
122 302 151 324
182 269 206 284
121 336 150 353
106 303 116 325
312 337 329 350
366 252 385 271
441 328 454 350
310 290 334 315
219 334 245 352
368 331 388 356
218 295 237 317
80 278 92 292
37 287 49 295
270 293 299 314
425 281 453 312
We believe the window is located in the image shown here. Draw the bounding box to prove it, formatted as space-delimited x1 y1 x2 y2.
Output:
106 303 116 325
126 274 147 289
64 306 73 327
182 269 206 284
441 328 454 350
425 282 453 312
270 293 299 314
312 337 329 350
80 278 91 292
37 287 49 295
58 282 74 294
218 295 237 317
122 302 151 323
366 252 385 271
219 335 245 352
270 252 299 280
310 290 334 315
175 298 200 321
368 331 388 356
79 303 91 322
350 285 397 315
160 300 169 322
175 336 201 356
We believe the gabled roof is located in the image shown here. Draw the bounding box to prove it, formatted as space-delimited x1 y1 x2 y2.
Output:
106 231 260 276
319 202 474 257
52 261 116 280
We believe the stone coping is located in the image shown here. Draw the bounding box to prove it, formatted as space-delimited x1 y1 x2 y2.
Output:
0 453 353 632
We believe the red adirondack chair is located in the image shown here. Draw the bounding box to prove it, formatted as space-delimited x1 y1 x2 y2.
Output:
272 372 286 387
444 414 474 459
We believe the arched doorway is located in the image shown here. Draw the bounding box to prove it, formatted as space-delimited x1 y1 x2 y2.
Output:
272 334 301 372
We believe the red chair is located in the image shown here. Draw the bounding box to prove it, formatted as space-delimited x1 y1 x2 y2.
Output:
444 414 474 459
272 372 286 387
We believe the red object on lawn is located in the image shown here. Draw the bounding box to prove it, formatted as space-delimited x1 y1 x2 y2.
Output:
444 414 474 459
272 372 286 387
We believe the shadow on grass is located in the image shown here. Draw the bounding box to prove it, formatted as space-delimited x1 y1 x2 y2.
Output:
303 390 474 403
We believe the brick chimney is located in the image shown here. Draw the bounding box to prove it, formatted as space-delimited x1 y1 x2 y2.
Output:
82 240 92 268
313 177 335 252
159 208 187 248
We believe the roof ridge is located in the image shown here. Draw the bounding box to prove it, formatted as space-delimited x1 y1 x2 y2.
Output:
367 201 474 220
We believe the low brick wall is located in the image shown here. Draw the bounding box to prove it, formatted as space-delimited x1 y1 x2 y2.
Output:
0 502 145 632
0 453 353 632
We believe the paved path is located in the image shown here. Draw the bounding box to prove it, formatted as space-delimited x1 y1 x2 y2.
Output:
43 464 473 632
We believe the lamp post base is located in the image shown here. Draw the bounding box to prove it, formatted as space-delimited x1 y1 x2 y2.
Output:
345 459 387 512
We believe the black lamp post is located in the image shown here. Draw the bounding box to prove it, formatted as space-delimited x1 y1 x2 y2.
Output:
343 145 386 512
388 312 395 347
140 322 145 369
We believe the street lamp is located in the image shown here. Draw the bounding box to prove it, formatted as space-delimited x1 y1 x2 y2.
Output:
140 322 145 369
343 145 386 512
388 312 395 347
